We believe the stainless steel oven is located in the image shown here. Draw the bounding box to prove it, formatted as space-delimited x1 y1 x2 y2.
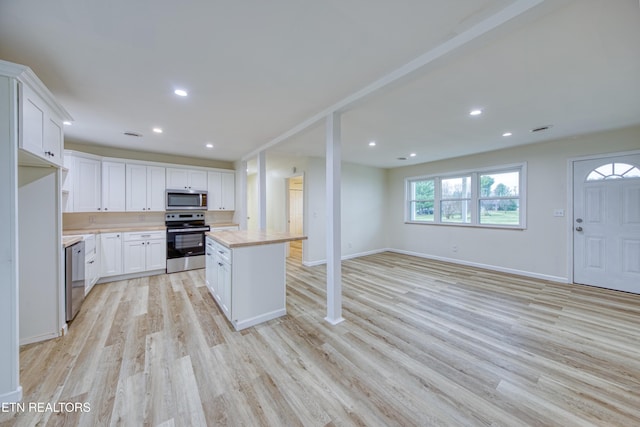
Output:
166 212 210 273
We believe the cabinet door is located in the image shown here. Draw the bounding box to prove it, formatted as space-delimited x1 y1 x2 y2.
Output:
74 156 102 212
44 116 63 166
147 166 166 211
205 238 215 292
126 164 148 212
123 240 146 274
102 161 126 212
20 84 45 157
220 172 235 210
101 233 123 276
188 170 208 191
207 172 222 211
166 168 189 190
219 261 231 319
145 238 167 271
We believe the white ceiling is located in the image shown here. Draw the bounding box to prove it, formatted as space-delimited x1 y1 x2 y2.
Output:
1 0 639 168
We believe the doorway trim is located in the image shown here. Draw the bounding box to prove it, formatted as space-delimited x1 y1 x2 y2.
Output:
284 172 305 260
567 148 640 284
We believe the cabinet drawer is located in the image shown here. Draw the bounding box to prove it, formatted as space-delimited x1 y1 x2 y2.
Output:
214 242 231 263
123 230 165 242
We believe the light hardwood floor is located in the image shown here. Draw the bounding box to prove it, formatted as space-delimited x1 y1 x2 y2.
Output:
2 252 640 426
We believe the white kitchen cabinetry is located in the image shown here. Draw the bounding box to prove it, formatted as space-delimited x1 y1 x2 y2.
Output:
19 81 66 167
205 237 217 298
206 237 231 318
166 168 207 191
126 164 166 212
101 232 123 277
73 155 102 212
101 161 126 212
123 231 166 274
207 171 235 211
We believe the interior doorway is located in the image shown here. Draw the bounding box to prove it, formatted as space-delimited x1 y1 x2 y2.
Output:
286 175 304 262
573 153 640 293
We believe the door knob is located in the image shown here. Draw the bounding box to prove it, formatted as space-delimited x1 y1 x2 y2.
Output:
575 226 583 232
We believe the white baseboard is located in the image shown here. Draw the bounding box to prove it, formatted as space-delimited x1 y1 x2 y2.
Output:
233 308 287 331
0 385 22 404
19 331 60 346
302 248 388 267
301 247 568 284
388 248 568 283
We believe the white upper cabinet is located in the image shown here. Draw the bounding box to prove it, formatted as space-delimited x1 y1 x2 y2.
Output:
207 171 235 211
73 155 101 212
101 161 126 212
11 65 71 168
166 168 207 191
126 164 166 212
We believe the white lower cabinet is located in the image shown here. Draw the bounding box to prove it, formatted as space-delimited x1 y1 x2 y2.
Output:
101 232 123 277
205 236 286 330
123 231 166 274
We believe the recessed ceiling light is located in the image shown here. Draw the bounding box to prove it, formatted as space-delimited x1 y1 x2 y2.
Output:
397 157 407 161
205 143 214 149
409 153 417 157
63 121 72 126
124 131 143 138
502 132 512 137
469 109 482 116
152 127 163 134
369 141 376 147
174 89 188 97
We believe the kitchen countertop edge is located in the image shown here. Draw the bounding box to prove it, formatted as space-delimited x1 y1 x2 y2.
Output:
206 230 307 248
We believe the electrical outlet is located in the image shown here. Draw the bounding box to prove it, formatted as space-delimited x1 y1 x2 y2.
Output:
88 215 95 224
452 245 458 253
553 209 565 217
138 215 145 222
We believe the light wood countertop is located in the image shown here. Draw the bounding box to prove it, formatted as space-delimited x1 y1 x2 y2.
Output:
206 230 307 248
62 236 83 248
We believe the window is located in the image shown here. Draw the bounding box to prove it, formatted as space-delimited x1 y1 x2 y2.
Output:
440 176 471 224
586 162 640 181
478 171 520 226
406 164 525 228
408 179 435 222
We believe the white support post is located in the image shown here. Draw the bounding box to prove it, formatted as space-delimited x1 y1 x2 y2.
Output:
257 151 267 231
238 160 248 230
325 112 344 325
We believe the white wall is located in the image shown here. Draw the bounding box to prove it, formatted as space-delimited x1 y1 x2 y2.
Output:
261 153 387 265
386 125 640 281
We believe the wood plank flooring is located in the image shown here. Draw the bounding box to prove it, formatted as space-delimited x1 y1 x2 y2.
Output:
2 252 640 426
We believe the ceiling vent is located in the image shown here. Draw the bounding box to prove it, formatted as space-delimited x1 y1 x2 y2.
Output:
124 131 143 137
530 125 553 133
397 157 407 161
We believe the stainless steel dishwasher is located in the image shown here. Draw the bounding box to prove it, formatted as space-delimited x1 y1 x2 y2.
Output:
65 240 85 322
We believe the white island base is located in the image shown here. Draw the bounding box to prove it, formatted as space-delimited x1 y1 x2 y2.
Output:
205 230 306 331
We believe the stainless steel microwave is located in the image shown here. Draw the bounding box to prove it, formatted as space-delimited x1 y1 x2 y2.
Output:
166 190 208 210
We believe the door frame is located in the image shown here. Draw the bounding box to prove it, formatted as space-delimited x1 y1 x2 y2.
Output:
284 173 305 259
567 149 640 284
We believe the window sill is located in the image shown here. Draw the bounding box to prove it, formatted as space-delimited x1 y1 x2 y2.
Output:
404 221 526 231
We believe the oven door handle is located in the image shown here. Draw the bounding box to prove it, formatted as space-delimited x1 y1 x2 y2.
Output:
167 227 210 233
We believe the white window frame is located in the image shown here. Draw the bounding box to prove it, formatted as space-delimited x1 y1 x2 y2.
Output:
405 162 527 229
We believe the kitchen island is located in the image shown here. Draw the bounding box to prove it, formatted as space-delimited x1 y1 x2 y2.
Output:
205 230 306 330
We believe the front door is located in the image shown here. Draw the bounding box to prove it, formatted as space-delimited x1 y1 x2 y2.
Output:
573 154 640 293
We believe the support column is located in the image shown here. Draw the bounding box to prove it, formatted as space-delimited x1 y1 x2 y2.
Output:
238 160 248 230
257 151 267 231
325 112 344 325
